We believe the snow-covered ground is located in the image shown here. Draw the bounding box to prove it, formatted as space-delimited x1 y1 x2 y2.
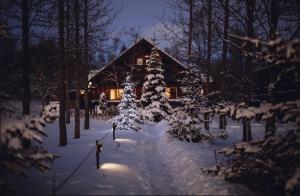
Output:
6 116 267 195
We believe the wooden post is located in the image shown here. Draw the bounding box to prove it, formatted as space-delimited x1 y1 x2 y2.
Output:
112 123 117 140
265 117 276 138
204 111 209 131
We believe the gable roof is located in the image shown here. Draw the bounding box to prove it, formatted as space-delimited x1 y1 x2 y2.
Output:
89 38 186 82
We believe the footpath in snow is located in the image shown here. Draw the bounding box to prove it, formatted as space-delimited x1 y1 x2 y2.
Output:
8 118 258 195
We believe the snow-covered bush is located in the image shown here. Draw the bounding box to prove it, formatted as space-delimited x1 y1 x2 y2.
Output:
116 75 141 131
217 130 300 195
0 100 59 192
204 36 300 195
140 47 172 122
205 103 300 195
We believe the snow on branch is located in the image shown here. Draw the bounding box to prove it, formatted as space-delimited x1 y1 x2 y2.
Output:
0 103 59 178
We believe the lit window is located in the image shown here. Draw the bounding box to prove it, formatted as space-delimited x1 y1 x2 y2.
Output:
165 87 177 99
109 89 123 100
136 58 143 65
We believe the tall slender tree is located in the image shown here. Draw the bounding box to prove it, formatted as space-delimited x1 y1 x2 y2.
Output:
22 0 30 115
83 0 89 130
219 0 229 130
58 0 67 146
204 0 212 131
269 0 279 39
65 0 71 124
242 0 256 142
74 0 80 139
188 0 193 57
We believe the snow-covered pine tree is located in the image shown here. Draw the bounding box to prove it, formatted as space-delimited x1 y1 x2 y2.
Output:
0 97 58 191
204 36 300 195
168 61 210 142
117 75 141 131
140 47 172 122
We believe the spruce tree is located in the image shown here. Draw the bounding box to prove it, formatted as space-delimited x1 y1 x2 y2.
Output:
140 47 172 122
117 75 141 131
168 62 209 142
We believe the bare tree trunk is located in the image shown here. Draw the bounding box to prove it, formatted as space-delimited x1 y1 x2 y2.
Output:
22 0 30 115
206 0 212 96
83 0 89 130
58 0 67 146
204 0 212 131
221 0 229 99
0 103 2 152
74 0 80 139
265 117 276 138
65 0 71 124
269 0 279 40
219 0 229 130
242 0 255 142
188 0 193 57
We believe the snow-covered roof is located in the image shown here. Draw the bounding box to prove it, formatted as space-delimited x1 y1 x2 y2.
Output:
89 38 186 82
88 69 100 81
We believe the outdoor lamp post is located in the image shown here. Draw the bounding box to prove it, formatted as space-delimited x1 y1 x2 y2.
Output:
112 123 117 140
96 140 103 169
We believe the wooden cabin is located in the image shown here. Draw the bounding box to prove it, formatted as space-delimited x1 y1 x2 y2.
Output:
89 38 186 106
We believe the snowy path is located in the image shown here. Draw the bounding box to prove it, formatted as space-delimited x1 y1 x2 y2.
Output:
8 118 258 195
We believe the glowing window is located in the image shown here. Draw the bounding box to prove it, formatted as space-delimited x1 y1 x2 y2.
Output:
136 58 143 65
166 87 177 99
109 89 123 100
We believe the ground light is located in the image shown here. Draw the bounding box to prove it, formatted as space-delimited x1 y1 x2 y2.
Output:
100 163 132 173
114 138 137 145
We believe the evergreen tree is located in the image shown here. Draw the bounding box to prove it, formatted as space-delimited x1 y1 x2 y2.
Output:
168 62 209 142
140 47 172 122
117 75 141 131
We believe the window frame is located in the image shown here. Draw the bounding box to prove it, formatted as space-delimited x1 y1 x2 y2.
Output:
109 88 123 100
136 58 143 65
166 87 177 99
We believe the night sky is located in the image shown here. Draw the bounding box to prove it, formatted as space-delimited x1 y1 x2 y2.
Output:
111 0 169 47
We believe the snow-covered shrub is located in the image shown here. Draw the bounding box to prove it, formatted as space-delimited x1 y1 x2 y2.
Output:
217 131 300 195
140 47 172 122
168 106 208 142
116 75 141 131
0 100 59 192
204 100 300 194
205 36 300 195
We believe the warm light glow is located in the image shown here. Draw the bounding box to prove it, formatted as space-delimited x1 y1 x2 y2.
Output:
109 89 123 100
165 87 177 99
115 138 137 145
136 58 143 65
165 87 171 99
200 89 204 96
80 90 85 95
100 163 132 173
